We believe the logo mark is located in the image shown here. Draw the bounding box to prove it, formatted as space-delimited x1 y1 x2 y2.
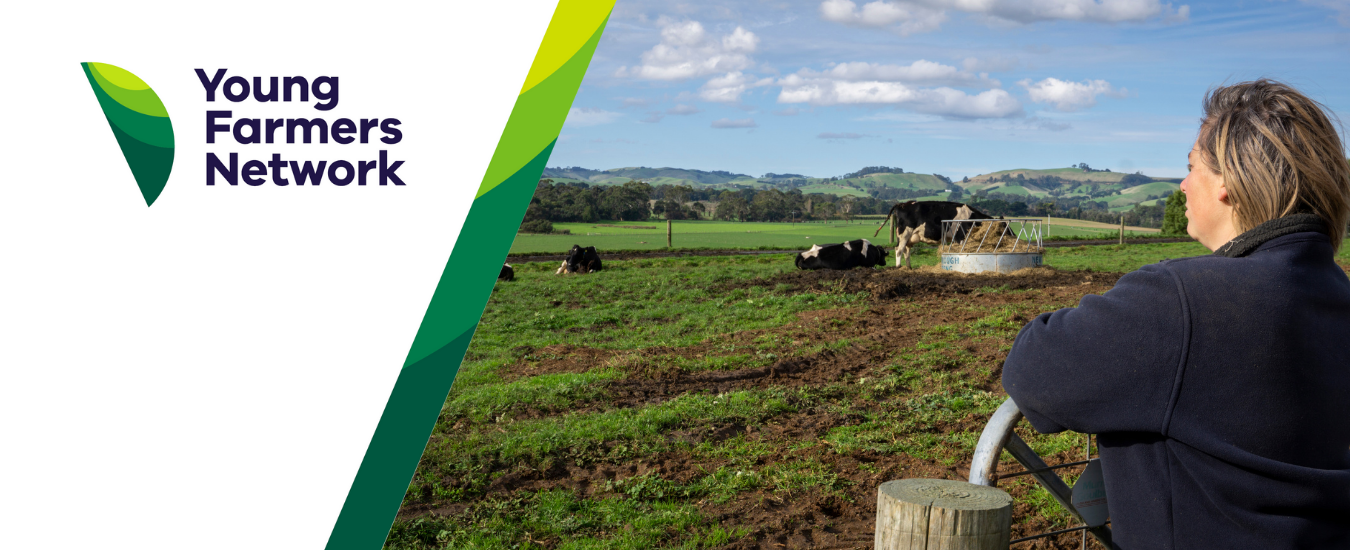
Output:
81 62 175 207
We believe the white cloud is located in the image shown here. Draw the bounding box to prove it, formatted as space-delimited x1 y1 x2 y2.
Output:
722 25 760 51
771 59 1016 118
1019 77 1126 111
776 74 1023 118
796 60 999 88
711 117 758 128
699 71 756 103
615 20 759 80
564 107 623 127
820 0 1188 34
666 104 704 115
820 0 947 35
964 0 1188 24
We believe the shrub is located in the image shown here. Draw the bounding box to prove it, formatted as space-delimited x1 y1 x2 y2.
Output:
1162 191 1188 236
519 219 554 234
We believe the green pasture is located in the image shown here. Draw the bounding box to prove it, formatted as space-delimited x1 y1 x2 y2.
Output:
1098 181 1181 210
510 219 1164 254
796 184 870 197
853 172 948 189
389 240 1276 549
984 183 1034 196
511 219 888 254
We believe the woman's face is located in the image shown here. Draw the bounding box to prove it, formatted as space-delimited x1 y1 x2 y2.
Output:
1181 140 1239 250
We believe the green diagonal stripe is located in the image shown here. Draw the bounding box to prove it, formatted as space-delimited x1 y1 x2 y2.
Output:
324 1 613 548
474 3 608 200
323 142 554 550
80 62 175 207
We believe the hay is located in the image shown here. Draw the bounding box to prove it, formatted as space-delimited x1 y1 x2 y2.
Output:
936 220 1044 254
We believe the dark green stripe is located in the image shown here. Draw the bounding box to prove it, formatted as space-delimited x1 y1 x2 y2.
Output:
324 141 555 550
107 123 173 207
324 328 472 550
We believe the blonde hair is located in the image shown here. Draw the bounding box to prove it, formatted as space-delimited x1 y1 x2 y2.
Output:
1197 79 1350 250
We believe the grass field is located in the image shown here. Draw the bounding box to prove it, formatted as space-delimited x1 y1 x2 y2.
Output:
795 184 870 197
1096 181 1181 210
510 219 1163 255
386 240 1315 550
853 172 948 189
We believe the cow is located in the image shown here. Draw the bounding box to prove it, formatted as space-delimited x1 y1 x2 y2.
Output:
556 245 603 274
873 200 994 268
499 263 514 281
795 239 887 270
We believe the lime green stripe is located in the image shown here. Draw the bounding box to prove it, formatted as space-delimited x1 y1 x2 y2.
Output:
87 62 170 117
88 62 149 90
82 64 174 148
476 3 611 199
323 1 613 547
519 0 613 95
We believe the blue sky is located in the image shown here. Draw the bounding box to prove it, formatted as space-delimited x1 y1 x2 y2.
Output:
549 0 1350 179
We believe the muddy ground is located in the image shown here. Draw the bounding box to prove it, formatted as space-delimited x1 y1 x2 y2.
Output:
403 267 1125 549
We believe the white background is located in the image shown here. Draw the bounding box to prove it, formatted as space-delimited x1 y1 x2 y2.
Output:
0 1 556 547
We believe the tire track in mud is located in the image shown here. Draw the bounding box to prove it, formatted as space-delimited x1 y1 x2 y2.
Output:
411 267 1126 549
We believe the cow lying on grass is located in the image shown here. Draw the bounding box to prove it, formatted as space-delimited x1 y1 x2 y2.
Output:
556 245 603 274
795 239 887 270
874 200 994 268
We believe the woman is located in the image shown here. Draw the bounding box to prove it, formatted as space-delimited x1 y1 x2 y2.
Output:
1002 79 1350 549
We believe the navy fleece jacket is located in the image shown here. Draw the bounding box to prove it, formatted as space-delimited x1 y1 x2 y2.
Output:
1002 231 1350 549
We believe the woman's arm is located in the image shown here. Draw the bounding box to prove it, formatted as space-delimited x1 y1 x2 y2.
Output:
1002 263 1189 436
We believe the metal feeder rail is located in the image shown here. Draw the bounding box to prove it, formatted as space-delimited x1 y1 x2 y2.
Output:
939 218 1045 273
938 217 1045 253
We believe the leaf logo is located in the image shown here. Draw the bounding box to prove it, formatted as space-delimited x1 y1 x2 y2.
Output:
81 62 175 207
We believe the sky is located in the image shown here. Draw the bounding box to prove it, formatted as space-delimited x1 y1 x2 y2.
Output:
548 0 1350 180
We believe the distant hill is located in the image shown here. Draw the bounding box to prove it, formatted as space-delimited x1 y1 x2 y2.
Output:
540 164 1176 211
960 167 1178 209
965 167 1134 185
541 166 758 187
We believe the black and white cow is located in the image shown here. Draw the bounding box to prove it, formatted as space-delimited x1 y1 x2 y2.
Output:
873 201 994 268
499 263 514 281
556 245 603 274
795 239 887 270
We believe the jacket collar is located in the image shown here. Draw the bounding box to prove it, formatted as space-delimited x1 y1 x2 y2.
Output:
1213 213 1328 258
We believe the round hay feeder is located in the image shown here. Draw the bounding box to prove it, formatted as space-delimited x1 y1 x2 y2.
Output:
939 218 1044 274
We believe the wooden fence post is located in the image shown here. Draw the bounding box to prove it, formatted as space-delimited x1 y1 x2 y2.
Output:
876 479 1011 550
1119 217 1124 244
666 219 672 248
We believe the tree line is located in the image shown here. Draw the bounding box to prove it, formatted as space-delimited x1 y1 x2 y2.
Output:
521 179 907 232
521 178 1183 233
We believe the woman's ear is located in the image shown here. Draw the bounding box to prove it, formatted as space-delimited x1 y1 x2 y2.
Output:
1218 181 1231 205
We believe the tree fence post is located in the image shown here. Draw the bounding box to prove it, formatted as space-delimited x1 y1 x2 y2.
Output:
1119 216 1124 244
667 219 672 249
875 479 1012 550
